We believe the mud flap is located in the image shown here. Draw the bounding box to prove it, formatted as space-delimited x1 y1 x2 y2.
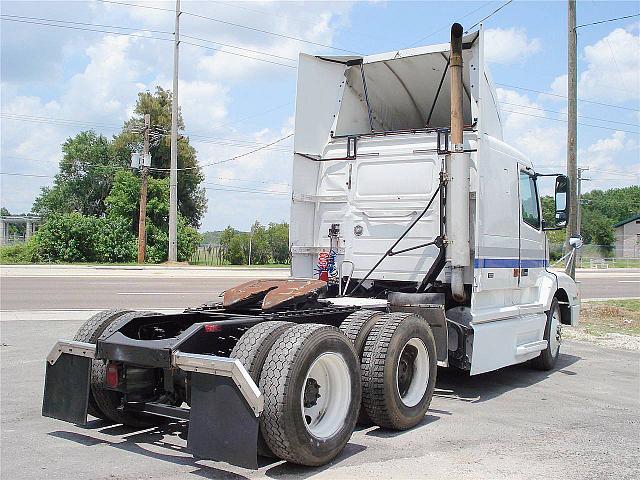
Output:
42 353 91 425
187 373 259 469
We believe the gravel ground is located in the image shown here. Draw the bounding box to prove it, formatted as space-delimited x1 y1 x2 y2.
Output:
1 317 639 480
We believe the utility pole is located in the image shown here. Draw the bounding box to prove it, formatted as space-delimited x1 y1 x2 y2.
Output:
566 0 578 279
137 114 151 264
168 0 180 262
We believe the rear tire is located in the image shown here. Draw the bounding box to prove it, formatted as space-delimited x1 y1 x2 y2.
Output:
90 311 161 427
340 310 384 425
73 309 132 419
230 321 295 457
532 298 562 370
361 313 437 430
259 324 361 466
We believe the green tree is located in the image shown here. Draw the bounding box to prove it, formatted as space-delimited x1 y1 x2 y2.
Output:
105 170 200 262
228 234 249 264
33 131 123 217
249 221 270 264
267 222 289 264
112 87 206 227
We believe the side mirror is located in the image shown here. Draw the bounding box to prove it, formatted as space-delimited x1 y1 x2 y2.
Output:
569 235 583 250
554 175 569 228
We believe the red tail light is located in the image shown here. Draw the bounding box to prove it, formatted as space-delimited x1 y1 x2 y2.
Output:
105 363 120 388
204 324 222 333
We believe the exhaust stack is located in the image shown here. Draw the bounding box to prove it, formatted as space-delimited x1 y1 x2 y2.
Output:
448 23 470 303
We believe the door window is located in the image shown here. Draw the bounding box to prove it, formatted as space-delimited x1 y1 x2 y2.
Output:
519 171 541 229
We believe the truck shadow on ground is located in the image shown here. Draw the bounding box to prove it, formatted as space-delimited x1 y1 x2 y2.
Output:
48 421 366 480
48 353 580 479
433 352 581 404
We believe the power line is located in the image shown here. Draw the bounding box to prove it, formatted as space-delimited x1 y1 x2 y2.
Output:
181 33 296 62
1 112 293 149
498 101 640 127
0 172 55 178
496 83 640 112
0 16 173 42
1 15 298 69
99 0 361 55
0 14 173 36
149 134 294 171
405 1 493 48
180 39 295 68
466 0 514 32
500 108 640 134
576 13 640 29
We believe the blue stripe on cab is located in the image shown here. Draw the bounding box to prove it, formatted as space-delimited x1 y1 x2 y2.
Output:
474 258 548 268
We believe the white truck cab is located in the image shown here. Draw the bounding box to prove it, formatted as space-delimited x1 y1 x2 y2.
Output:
289 26 580 375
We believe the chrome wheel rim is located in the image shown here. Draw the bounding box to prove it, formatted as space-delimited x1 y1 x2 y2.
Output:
549 306 562 357
300 352 351 439
396 337 429 407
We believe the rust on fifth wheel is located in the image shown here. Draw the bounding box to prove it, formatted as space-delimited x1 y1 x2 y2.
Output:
222 279 327 310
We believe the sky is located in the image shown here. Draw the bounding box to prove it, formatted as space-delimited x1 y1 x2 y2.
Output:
1 0 639 232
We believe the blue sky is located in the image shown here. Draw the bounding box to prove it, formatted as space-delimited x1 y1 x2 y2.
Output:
1 0 639 231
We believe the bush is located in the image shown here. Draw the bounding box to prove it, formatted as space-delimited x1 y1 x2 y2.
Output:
0 241 38 264
32 213 137 263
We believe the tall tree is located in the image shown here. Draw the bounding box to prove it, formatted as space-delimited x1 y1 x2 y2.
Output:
33 131 123 217
112 87 207 227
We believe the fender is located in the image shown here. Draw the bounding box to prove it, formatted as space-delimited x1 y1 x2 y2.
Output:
538 270 580 326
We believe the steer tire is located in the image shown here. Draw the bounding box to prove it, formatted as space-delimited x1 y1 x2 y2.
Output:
230 321 295 457
259 323 361 466
340 310 385 425
361 312 437 431
73 309 132 420
90 310 161 427
532 298 562 371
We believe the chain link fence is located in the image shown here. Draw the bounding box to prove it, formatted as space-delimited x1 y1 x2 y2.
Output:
549 243 640 268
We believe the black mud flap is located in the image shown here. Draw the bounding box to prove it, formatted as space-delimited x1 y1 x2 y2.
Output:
42 354 91 425
188 373 259 469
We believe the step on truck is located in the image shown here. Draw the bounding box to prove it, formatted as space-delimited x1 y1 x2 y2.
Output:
42 24 580 469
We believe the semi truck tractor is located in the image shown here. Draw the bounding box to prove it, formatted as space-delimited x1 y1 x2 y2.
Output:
42 24 580 469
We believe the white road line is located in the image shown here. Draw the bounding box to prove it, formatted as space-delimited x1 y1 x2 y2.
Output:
618 280 640 283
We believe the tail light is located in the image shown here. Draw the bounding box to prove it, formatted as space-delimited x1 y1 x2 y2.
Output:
204 324 222 333
105 363 120 388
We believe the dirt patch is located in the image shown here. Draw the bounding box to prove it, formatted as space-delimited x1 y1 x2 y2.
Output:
565 300 640 351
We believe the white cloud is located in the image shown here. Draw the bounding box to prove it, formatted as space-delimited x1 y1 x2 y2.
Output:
484 27 541 64
1 1 353 227
550 27 640 103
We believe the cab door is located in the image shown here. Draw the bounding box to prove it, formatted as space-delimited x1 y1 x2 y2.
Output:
518 168 545 301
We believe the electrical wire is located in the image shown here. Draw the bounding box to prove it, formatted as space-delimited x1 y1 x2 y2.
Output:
497 102 640 127
496 83 640 112
1 15 298 69
0 16 173 42
466 0 514 32
405 1 493 48
576 13 640 29
499 109 640 134
99 0 361 55
1 113 293 150
148 134 294 171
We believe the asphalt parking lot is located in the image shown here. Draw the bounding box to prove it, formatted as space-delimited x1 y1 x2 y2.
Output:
1 315 638 480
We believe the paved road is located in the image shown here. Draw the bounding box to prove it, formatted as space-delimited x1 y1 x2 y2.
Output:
1 317 637 480
0 268 637 312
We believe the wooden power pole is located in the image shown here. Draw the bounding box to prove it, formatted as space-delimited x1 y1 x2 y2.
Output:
567 0 578 279
137 113 151 264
